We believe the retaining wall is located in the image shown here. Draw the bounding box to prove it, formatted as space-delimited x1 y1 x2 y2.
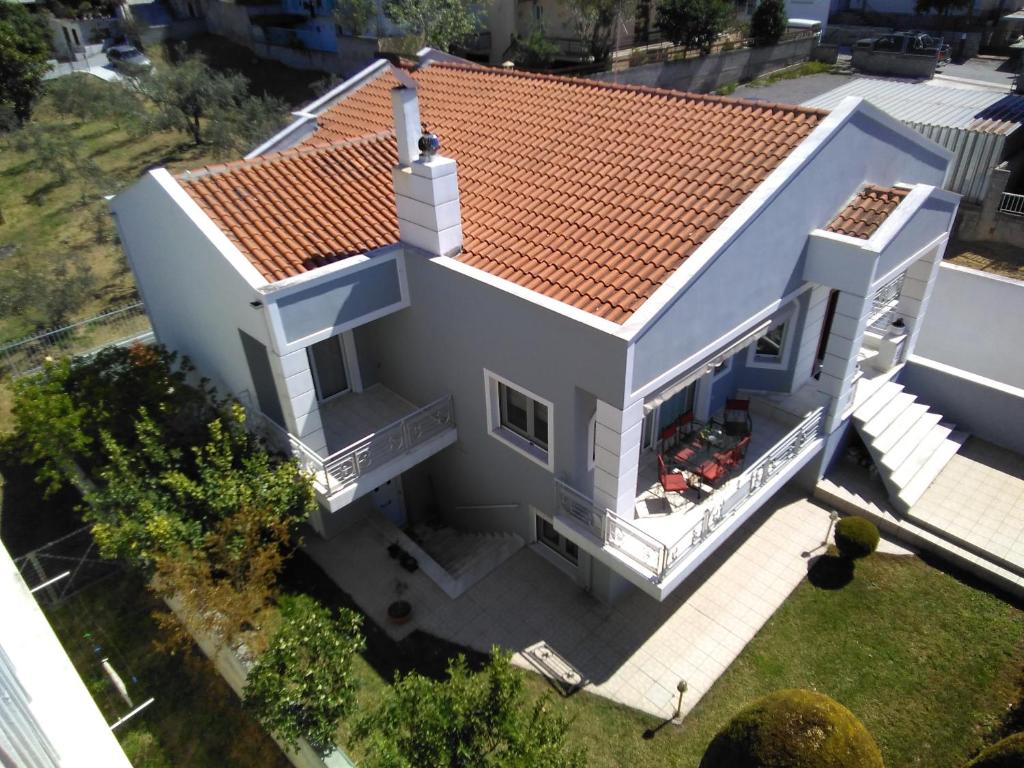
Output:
851 47 936 78
589 35 815 93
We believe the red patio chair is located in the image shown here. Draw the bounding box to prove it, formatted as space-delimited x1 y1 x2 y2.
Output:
715 435 752 471
696 458 728 488
676 410 696 438
657 424 678 454
658 454 691 499
723 398 752 437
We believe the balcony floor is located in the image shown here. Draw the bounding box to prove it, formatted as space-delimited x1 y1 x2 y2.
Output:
321 384 417 454
633 392 822 547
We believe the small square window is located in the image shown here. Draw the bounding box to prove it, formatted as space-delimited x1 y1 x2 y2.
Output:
755 322 787 362
488 372 554 470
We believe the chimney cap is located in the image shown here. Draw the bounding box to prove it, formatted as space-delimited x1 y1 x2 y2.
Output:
418 131 441 159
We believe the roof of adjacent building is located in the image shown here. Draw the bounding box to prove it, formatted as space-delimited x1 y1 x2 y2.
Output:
825 184 909 239
180 60 827 322
803 78 1024 135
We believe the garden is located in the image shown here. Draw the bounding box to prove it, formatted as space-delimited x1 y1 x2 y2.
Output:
2 345 1024 767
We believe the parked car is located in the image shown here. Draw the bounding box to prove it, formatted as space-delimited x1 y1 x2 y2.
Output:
854 32 949 64
106 45 152 69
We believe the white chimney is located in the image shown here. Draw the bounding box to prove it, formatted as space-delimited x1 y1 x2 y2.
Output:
390 85 462 258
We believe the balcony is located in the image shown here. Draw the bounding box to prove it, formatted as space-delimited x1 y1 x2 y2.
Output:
245 387 457 512
554 400 825 600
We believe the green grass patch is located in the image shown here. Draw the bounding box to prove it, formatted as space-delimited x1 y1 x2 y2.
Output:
43 574 291 768
747 59 834 87
519 554 1024 768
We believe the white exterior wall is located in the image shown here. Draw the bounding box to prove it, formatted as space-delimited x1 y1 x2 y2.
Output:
915 263 1024 389
1 543 133 768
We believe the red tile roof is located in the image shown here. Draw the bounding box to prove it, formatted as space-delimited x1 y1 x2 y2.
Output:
826 184 909 240
181 61 827 322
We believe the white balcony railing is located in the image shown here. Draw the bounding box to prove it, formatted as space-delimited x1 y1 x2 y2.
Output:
241 393 455 496
999 191 1024 217
555 407 825 583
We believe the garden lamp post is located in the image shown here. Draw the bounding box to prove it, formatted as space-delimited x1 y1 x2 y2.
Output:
675 679 688 718
824 510 840 547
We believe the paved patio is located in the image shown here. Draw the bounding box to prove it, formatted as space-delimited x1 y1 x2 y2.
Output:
909 439 1024 571
303 487 837 719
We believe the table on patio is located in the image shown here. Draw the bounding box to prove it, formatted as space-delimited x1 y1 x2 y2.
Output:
665 422 745 495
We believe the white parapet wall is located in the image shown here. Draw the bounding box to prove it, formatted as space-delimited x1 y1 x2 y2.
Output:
914 263 1024 389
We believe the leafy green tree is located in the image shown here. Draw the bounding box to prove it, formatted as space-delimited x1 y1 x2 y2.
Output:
0 250 97 332
46 73 143 127
0 4 51 125
355 649 586 768
383 0 478 51
333 0 375 36
565 0 633 62
656 0 734 54
750 0 786 45
133 46 285 155
244 595 365 754
513 24 560 68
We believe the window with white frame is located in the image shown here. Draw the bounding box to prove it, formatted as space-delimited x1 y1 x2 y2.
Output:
485 371 554 470
748 308 796 369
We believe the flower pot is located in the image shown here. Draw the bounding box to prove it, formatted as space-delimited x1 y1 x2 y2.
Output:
387 600 412 624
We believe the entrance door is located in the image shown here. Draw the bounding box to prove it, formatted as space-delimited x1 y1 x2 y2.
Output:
814 290 840 379
307 336 349 401
372 478 406 527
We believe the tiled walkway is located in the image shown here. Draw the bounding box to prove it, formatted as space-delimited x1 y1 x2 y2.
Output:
303 488 836 719
910 439 1024 571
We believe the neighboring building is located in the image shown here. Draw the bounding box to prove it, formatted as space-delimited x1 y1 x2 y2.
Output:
831 0 1024 19
112 52 961 603
0 542 133 768
804 78 1024 204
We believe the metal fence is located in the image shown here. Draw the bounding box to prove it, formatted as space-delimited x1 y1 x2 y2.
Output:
999 191 1024 217
0 302 152 378
867 271 906 334
14 527 122 608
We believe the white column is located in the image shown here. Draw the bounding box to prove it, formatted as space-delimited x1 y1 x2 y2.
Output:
895 245 942 362
271 347 327 455
815 289 873 432
591 398 645 519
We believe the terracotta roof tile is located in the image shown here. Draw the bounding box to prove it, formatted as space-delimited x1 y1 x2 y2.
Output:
180 61 826 321
826 184 909 240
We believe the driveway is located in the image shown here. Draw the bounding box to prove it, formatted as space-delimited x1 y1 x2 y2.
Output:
45 54 122 82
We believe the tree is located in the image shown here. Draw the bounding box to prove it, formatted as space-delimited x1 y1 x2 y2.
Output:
0 249 97 332
333 0 375 36
133 46 286 155
0 4 51 125
244 595 365 754
565 0 633 63
656 0 733 55
749 0 786 46
354 649 586 768
383 0 478 52
513 24 560 68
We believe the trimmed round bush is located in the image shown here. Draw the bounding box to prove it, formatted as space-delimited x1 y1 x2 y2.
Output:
700 689 884 768
964 732 1024 767
835 516 880 560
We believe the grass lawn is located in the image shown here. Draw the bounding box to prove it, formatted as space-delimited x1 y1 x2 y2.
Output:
42 573 291 768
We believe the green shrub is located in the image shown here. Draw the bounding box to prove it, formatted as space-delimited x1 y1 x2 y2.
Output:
964 732 1024 767
700 688 884 768
835 516 880 560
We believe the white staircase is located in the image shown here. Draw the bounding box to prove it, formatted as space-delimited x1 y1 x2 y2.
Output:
409 524 524 590
852 381 967 514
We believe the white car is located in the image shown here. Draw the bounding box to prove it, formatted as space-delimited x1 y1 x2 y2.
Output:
106 45 152 69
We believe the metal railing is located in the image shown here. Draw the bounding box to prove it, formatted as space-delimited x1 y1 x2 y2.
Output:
999 191 1024 217
0 302 152 378
866 271 906 333
321 394 455 492
241 392 455 496
554 406 825 583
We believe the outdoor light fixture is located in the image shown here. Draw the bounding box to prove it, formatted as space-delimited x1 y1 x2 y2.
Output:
675 679 688 718
249 300 263 308
824 509 840 547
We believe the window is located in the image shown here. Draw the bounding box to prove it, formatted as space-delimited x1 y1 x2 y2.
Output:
755 323 786 360
485 370 554 470
536 516 579 565
587 411 597 470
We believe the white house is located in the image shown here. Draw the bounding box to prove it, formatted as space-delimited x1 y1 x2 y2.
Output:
112 52 963 603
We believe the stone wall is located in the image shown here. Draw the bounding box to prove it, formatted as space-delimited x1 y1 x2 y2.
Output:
957 163 1024 246
589 35 816 93
851 47 936 77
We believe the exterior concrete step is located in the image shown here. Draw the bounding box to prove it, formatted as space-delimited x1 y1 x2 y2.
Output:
814 478 1024 600
873 403 931 455
878 413 945 470
861 392 916 437
852 381 904 426
895 431 968 512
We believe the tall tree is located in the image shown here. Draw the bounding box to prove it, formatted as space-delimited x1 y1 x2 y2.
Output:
354 649 587 768
133 46 285 155
750 0 786 45
565 0 633 63
656 0 734 55
0 4 52 125
383 0 478 51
